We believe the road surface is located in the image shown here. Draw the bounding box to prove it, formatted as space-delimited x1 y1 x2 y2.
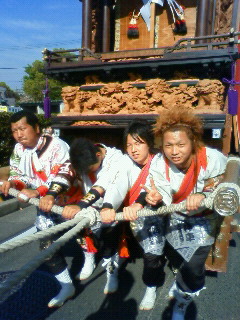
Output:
0 199 240 320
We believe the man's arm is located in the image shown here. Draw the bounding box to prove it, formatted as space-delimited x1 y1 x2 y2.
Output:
39 160 76 212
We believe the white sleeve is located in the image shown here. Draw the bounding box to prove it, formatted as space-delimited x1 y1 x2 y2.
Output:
102 155 133 210
144 154 172 205
94 148 124 191
205 147 227 179
44 138 70 186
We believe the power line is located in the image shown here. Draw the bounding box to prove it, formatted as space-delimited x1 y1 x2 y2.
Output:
0 80 23 83
0 39 82 52
0 69 24 71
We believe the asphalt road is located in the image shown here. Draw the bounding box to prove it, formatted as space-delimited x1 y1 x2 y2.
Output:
0 200 240 320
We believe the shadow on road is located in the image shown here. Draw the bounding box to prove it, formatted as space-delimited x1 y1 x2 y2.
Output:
85 268 138 320
161 299 198 320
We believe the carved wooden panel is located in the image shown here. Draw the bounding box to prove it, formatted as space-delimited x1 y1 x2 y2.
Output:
60 78 225 116
214 0 234 35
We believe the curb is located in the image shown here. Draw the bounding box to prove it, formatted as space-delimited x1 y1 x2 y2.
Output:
0 199 32 217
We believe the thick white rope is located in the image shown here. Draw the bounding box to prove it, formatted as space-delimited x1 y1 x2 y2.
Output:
0 168 239 301
0 207 98 254
0 216 90 303
1 187 63 215
116 182 240 220
1 180 237 302
0 182 240 253
0 179 239 255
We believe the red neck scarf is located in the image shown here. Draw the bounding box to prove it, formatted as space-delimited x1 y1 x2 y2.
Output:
124 154 154 206
88 172 97 184
165 147 207 203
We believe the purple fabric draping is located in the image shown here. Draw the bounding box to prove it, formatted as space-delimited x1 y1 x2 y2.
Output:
43 95 51 118
223 63 240 116
42 79 51 118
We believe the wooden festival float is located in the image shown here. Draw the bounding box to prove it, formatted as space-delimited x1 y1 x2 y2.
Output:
40 0 240 272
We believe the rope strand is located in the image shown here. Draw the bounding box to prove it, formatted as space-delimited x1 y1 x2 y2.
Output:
0 217 90 303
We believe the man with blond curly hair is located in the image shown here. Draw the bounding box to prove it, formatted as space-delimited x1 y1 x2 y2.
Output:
125 108 227 320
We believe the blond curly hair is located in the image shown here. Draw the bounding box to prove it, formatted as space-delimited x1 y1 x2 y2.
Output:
154 108 204 153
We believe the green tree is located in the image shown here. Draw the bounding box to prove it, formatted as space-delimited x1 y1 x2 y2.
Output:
0 82 20 102
23 60 65 102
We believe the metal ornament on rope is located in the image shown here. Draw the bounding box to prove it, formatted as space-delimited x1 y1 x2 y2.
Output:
213 157 240 216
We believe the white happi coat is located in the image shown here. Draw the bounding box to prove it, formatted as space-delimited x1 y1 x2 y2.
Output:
103 153 167 255
103 154 144 210
81 144 124 209
9 135 70 190
147 147 227 261
8 135 70 231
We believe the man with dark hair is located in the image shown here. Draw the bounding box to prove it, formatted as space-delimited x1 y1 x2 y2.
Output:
100 119 165 306
39 137 124 282
69 138 101 177
9 110 41 129
0 110 75 308
122 118 155 153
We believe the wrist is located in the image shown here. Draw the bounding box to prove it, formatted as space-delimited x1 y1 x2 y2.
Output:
45 194 55 199
36 186 48 197
12 180 26 191
196 192 207 198
135 192 147 207
47 182 67 197
102 202 113 209
133 202 143 209
78 189 101 209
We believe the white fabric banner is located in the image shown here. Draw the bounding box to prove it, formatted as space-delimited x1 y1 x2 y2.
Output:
140 0 165 30
141 0 164 6
141 0 150 5
152 0 164 5
140 2 151 31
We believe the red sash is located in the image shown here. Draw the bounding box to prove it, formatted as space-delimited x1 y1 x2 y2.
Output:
65 186 83 205
33 163 63 183
165 147 207 203
124 154 154 206
88 172 97 184
32 164 48 182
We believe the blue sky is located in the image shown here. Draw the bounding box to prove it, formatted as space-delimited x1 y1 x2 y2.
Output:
0 0 82 91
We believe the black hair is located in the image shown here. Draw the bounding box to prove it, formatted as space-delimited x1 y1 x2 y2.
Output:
70 138 100 175
123 119 155 152
10 110 40 129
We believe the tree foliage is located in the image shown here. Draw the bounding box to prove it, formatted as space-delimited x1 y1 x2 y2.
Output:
0 82 20 102
23 60 65 102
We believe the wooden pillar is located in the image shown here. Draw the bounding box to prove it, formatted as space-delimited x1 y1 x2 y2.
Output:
102 0 111 52
195 0 209 42
236 14 240 152
223 0 240 154
231 0 240 30
149 3 156 48
206 0 215 36
81 0 92 49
